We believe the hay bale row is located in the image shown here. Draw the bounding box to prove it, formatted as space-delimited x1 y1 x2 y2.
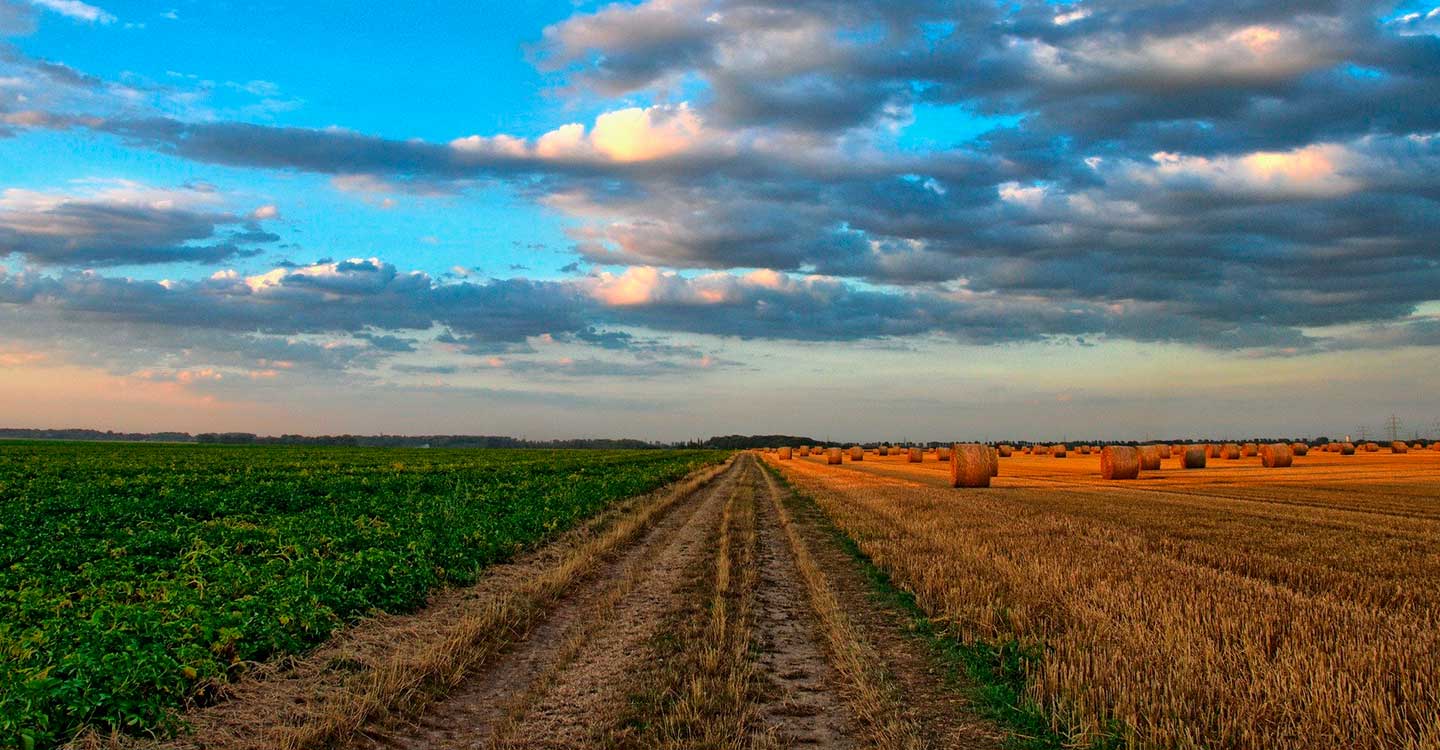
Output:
1102 445 1141 480
788 439 1378 466
950 443 991 488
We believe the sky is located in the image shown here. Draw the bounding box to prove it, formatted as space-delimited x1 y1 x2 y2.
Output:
0 0 1438 442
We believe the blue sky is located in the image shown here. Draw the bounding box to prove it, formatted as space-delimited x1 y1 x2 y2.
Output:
1 0 1438 440
1 0 591 282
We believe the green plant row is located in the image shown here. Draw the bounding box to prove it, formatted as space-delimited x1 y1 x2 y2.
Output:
0 442 724 748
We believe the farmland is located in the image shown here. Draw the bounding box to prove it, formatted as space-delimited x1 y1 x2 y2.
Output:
0 442 723 749
765 446 1440 750
3 441 1438 750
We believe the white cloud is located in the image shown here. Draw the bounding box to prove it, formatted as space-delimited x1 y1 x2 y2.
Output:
588 104 704 162
27 0 116 24
1140 144 1361 198
450 104 713 164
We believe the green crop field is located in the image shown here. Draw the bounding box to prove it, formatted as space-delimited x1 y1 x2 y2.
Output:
0 441 725 749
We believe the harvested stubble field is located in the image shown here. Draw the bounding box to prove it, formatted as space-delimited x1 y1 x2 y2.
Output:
765 447 1440 750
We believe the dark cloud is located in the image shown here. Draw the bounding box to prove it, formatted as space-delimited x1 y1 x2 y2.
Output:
357 332 418 352
0 191 278 266
392 363 460 375
541 0 1440 148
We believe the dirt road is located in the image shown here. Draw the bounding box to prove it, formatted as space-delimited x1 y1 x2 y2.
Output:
134 454 1001 750
347 454 1001 749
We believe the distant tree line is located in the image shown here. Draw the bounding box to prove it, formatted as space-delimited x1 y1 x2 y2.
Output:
0 427 669 449
0 428 193 443
4 428 1422 450
194 433 663 449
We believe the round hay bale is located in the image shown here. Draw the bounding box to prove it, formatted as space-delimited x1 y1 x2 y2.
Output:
1260 443 1293 468
1102 446 1141 480
1413 442 1424 450
1033 445 1049 456
1291 442 1309 456
988 447 999 477
997 444 1013 457
1182 447 1207 469
878 446 889 456
949 443 992 488
936 446 952 461
1242 443 1258 457
1367 442 1379 452
1138 445 1162 471
1221 443 1241 460
1391 441 1409 454
850 446 864 461
1077 445 1091 455
1433 443 1440 452
798 446 811 457
1340 442 1356 455
778 447 792 460
1051 445 1068 458
1157 444 1172 459
908 447 923 463
1206 444 1220 458
827 447 843 464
